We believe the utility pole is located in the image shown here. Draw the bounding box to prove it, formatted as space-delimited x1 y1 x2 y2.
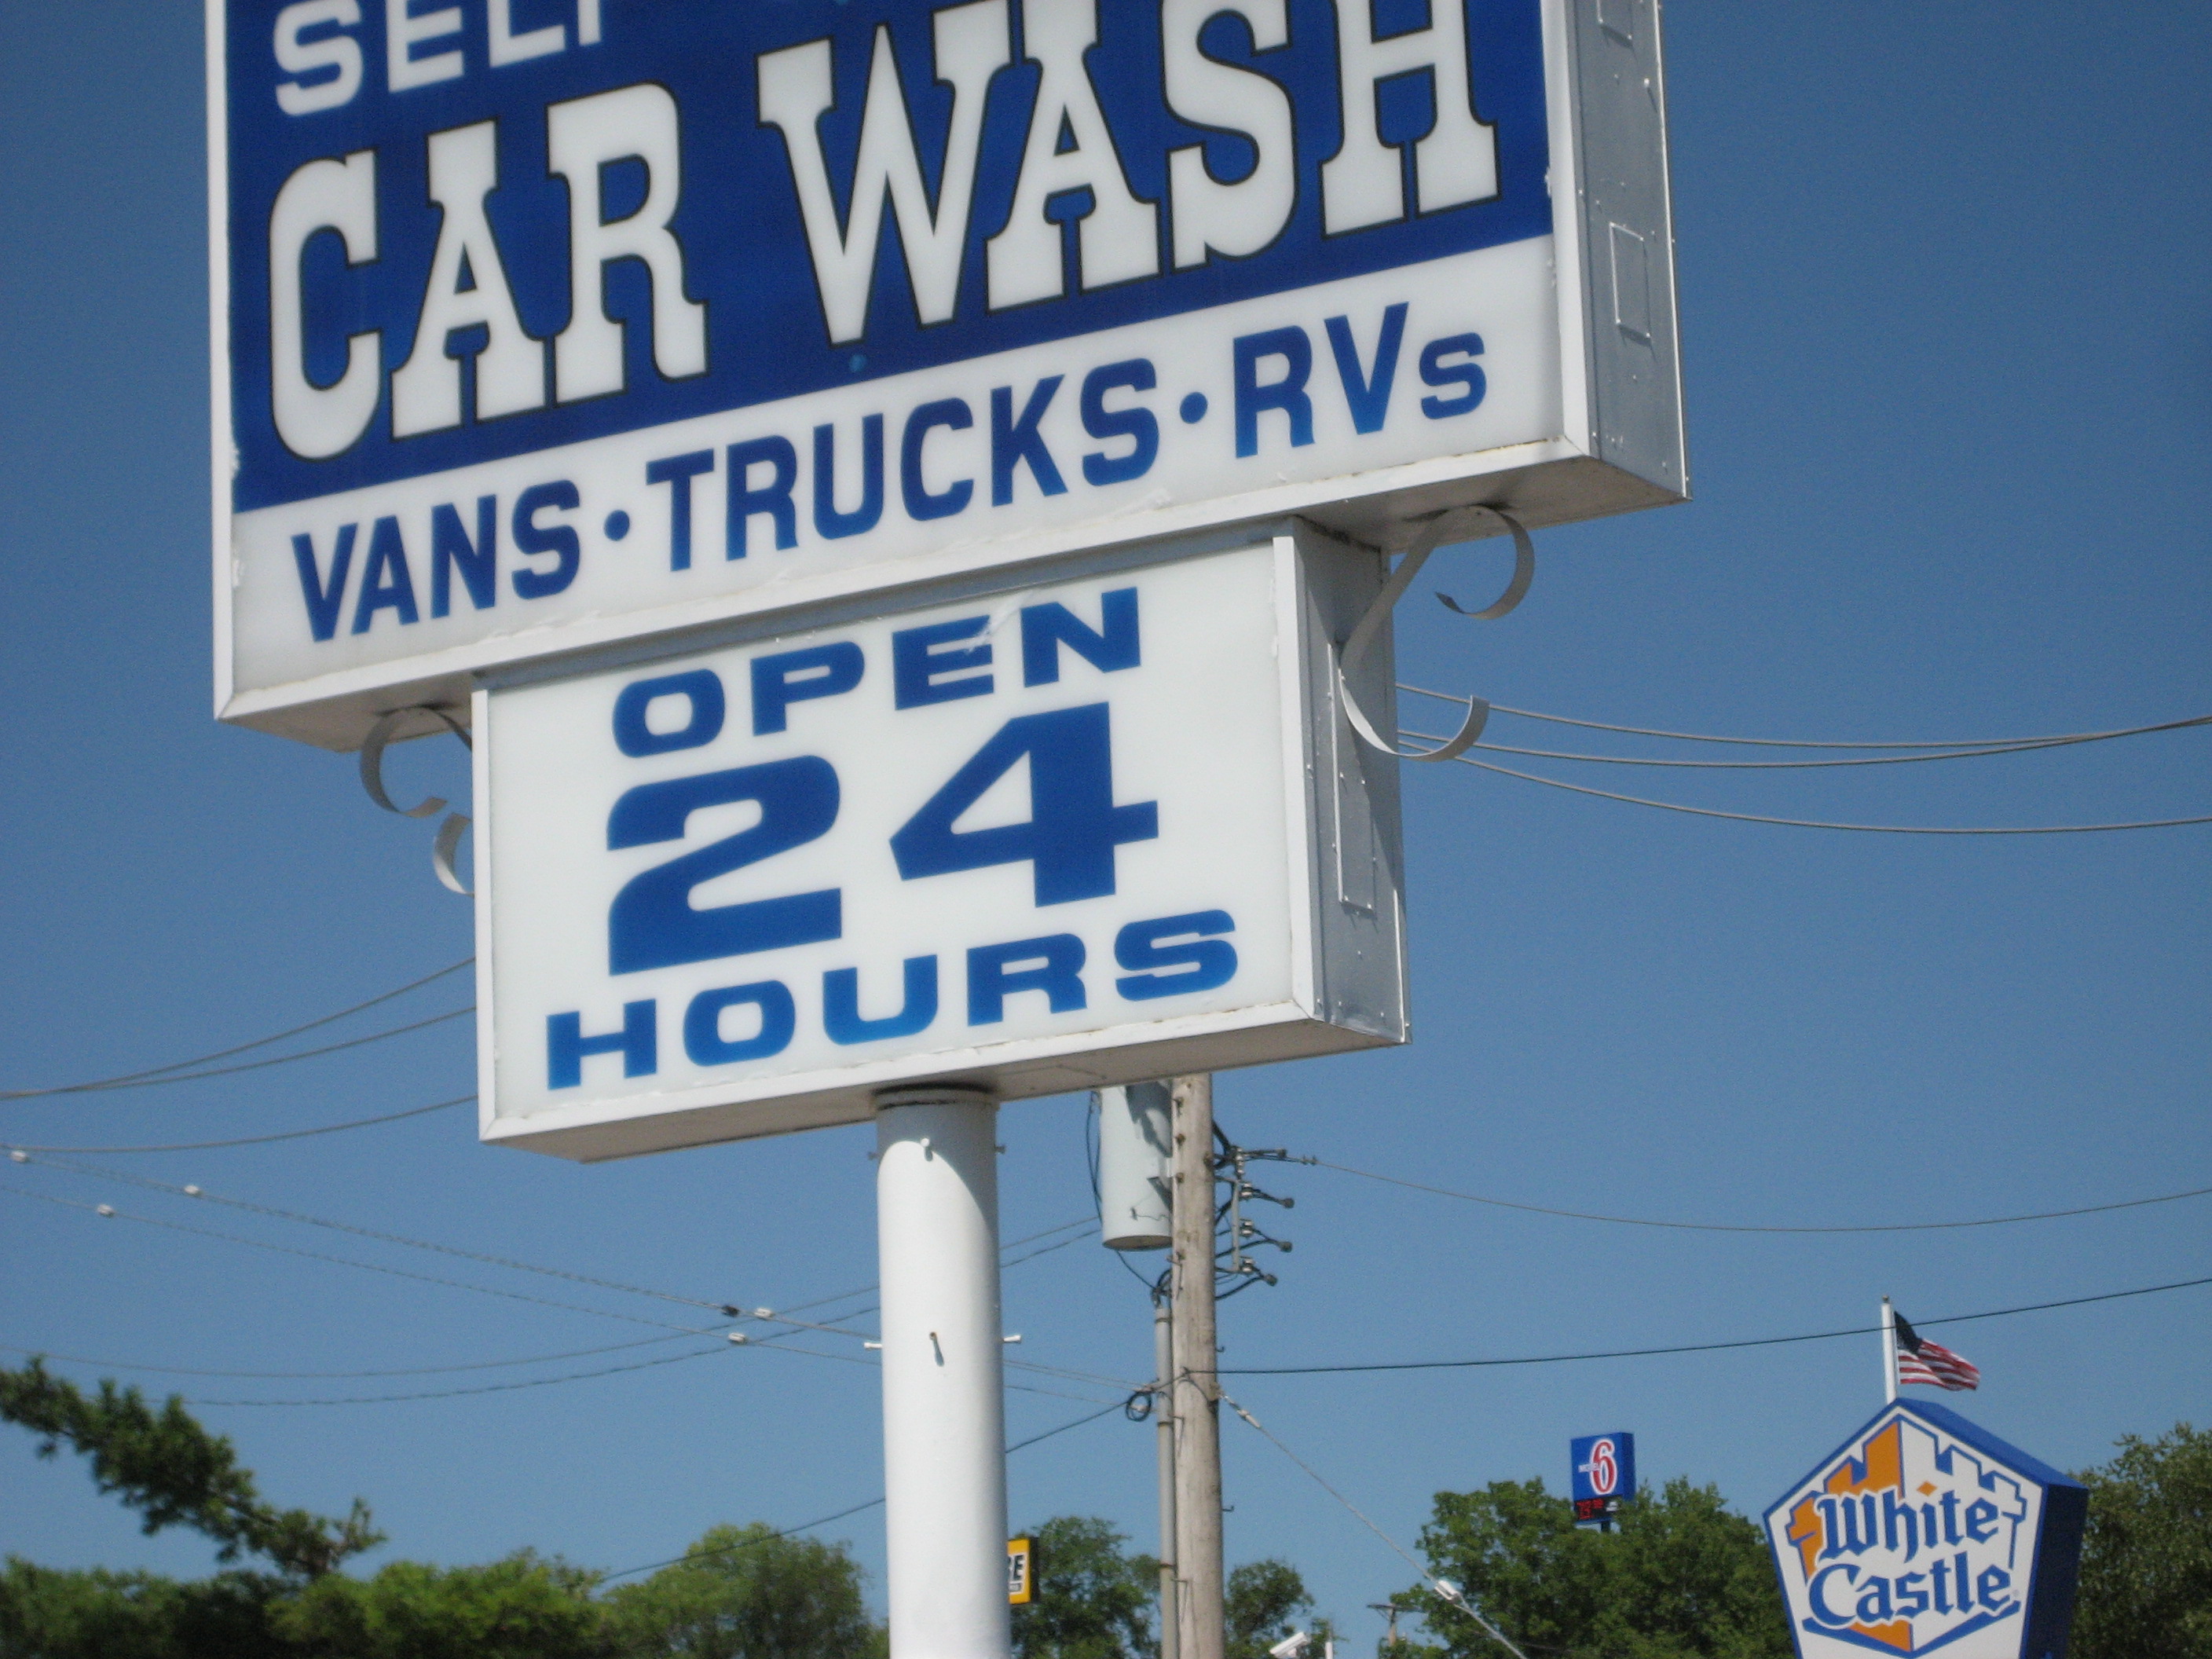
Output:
1170 1074 1225 1659
1155 1297 1179 1659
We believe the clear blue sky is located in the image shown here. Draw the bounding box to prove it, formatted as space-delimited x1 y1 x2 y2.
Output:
2 2 2205 1644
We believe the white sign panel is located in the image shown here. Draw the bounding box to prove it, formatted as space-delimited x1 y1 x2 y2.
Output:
476 526 1404 1159
1765 1401 2088 1659
213 0 1683 749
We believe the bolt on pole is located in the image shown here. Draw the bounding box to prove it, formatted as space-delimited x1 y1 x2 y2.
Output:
1170 1073 1225 1659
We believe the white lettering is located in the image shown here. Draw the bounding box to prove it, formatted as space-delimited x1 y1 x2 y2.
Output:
1162 0 1293 269
1320 0 1497 233
386 0 463 91
987 0 1159 308
548 83 708 401
269 150 382 460
488 0 565 66
274 0 364 115
758 1 1009 346
578 0 602 46
391 122 547 437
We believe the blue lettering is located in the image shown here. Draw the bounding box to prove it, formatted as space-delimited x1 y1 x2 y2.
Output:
1855 1575 1893 1624
430 496 497 617
683 981 796 1064
1116 910 1237 1000
1881 1490 1919 1561
646 449 716 570
1419 332 1486 418
1893 1573 1929 1617
1020 588 1139 685
511 480 580 599
814 415 885 539
1963 1499 1998 1543
1806 1565 1858 1629
824 958 939 1044
1079 360 1159 486
991 378 1067 504
1324 303 1408 434
752 643 864 734
291 523 356 643
547 1000 657 1088
1233 325 1313 456
727 435 799 556
900 398 974 521
1976 1566 2012 1612
613 669 725 757
893 616 992 709
968 935 1086 1024
351 515 419 632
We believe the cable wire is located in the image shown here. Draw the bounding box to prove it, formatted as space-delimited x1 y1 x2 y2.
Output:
1401 687 2212 753
1437 747 2212 833
0 958 472 1099
1213 1272 2212 1375
5 1007 475 1097
1221 1391 1528 1659
1304 1157 2212 1234
0 1329 709 1381
599 1400 1128 1583
187 1346 732 1408
0 1094 473 1155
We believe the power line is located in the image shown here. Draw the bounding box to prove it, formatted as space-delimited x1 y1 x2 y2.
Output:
0 958 472 1099
0 1094 473 1155
1435 746 2212 833
1221 1391 1529 1659
187 1344 732 1408
0 1183 712 1333
0 1329 708 1381
2 1006 476 1097
600 1400 1130 1584
1403 687 2212 753
1304 1156 2212 1233
1212 1272 2212 1375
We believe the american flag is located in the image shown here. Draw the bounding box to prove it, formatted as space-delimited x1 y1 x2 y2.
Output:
1895 1313 1979 1391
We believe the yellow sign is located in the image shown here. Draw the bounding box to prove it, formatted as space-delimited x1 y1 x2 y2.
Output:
1006 1537 1034 1606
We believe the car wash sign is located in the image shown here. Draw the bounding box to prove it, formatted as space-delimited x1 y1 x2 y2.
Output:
1765 1400 2086 1659
213 0 1682 746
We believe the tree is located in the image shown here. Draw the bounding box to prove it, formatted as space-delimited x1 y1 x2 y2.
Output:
1009 1516 1155 1659
0 1558 295 1659
1225 1558 1320 1659
0 1360 379 1579
2071 1422 2212 1659
603 1524 882 1659
1406 1475 1789 1659
270 1554 611 1659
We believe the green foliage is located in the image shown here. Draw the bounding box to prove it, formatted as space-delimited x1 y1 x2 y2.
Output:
1405 1475 1789 1659
0 1558 295 1659
0 1361 379 1578
1009 1516 1155 1659
1224 1559 1314 1659
2071 1422 2212 1659
272 1554 608 1659
603 1523 881 1659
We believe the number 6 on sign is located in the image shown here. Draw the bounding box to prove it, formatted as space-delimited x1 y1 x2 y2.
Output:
891 704 1159 905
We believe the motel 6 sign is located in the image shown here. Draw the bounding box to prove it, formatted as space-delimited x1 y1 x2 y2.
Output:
1569 1430 1634 1522
212 0 1683 1149
1765 1400 2086 1659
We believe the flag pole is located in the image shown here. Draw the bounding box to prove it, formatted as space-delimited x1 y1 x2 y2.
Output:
1881 1296 1898 1404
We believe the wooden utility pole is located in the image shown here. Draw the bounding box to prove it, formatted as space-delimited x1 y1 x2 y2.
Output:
1170 1074 1225 1659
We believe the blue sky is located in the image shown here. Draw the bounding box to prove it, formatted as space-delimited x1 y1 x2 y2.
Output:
1 1 2205 1645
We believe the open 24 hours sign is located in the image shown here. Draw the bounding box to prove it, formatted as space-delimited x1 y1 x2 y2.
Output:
474 527 1404 1158
214 0 1683 750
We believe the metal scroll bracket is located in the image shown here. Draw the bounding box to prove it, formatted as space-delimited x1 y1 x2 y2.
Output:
358 706 474 895
1337 504 1534 762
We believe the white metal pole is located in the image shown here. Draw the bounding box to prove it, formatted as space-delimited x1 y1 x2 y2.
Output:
1881 1296 1898 1405
876 1086 1011 1659
1170 1074 1225 1659
1155 1297 1179 1659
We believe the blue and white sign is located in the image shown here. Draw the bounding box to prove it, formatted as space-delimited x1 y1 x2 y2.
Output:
1765 1400 2086 1659
474 526 1404 1158
1570 1430 1634 1521
212 0 1683 747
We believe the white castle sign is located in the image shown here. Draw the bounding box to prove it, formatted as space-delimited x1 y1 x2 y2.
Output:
1764 1400 2086 1659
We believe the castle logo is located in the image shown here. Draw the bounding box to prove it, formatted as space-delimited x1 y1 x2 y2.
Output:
1763 1400 2087 1659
